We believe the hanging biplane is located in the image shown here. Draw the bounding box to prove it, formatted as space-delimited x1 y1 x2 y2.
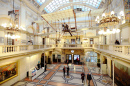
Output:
41 9 77 37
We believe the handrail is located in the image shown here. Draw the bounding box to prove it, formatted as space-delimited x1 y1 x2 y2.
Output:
0 44 130 56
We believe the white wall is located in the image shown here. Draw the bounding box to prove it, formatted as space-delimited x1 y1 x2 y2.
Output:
121 27 130 45
38 36 42 45
94 38 99 44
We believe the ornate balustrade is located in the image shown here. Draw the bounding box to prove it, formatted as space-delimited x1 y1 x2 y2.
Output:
19 45 28 51
95 45 130 56
0 44 130 57
2 45 18 53
125 45 130 55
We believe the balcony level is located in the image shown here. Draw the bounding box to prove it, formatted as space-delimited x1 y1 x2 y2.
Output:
0 44 130 63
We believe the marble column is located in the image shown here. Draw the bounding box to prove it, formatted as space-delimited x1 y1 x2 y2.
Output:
113 59 114 86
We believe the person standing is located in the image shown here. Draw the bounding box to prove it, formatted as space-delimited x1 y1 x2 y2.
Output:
67 66 69 76
81 72 85 83
76 57 79 64
115 40 120 45
63 66 66 77
67 60 69 65
87 73 92 86
44 63 47 72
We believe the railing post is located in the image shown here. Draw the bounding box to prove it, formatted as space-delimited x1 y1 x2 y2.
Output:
122 46 125 54
39 45 40 49
28 45 33 50
17 46 19 52
93 44 95 48
109 45 113 51
0 46 3 53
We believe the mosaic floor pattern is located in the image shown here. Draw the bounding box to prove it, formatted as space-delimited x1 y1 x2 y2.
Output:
12 63 116 86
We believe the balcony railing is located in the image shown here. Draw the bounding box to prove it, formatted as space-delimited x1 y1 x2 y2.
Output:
95 45 130 56
0 44 130 58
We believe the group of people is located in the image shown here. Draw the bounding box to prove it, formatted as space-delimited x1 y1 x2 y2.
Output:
63 65 69 77
81 72 92 85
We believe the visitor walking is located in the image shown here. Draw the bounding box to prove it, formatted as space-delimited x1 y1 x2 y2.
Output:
87 73 92 86
44 63 47 72
63 66 66 77
67 65 69 76
81 72 85 83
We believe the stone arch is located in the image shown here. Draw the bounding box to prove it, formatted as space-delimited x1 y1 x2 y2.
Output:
26 25 35 34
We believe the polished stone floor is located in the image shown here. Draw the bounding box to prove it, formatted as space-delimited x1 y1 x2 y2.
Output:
12 63 116 86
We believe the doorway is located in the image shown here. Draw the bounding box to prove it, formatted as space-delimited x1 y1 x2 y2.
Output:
71 39 75 44
105 36 107 44
42 38 45 45
53 54 57 63
58 54 61 62
66 54 72 63
41 53 45 67
73 55 80 64
90 38 94 44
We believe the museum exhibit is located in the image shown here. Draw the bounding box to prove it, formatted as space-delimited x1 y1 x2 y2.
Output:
0 0 130 86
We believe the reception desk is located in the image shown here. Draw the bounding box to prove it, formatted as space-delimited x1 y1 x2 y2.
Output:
29 67 44 80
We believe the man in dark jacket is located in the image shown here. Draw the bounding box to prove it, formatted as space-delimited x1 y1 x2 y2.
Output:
63 66 66 77
87 73 92 86
67 66 69 76
115 40 120 45
81 72 85 83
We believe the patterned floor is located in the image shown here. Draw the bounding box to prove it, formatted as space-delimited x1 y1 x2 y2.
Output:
12 63 116 86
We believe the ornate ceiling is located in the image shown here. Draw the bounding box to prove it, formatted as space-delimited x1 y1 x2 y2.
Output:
34 0 103 13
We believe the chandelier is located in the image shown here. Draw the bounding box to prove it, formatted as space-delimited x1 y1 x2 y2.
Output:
98 28 120 35
95 11 125 27
95 0 125 27
1 0 25 39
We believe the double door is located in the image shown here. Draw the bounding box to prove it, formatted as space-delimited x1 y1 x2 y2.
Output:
66 54 72 63
66 54 80 64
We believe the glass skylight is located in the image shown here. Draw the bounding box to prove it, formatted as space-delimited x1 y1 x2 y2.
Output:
60 6 71 11
74 5 91 12
73 0 101 8
44 0 70 13
35 0 46 6
44 0 101 13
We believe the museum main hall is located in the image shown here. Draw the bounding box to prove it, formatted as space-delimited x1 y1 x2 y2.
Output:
0 0 130 86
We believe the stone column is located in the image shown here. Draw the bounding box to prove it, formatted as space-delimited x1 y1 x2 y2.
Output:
100 54 102 74
113 59 115 86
